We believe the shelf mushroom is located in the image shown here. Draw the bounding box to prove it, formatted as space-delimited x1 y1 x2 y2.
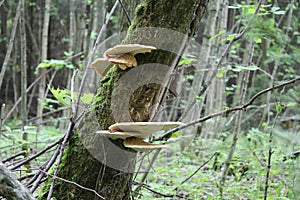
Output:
91 44 156 77
97 122 184 152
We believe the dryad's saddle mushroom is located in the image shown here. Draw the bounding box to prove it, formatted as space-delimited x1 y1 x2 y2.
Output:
91 44 156 77
97 122 184 152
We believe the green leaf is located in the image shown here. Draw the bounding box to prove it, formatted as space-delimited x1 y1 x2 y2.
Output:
170 131 182 138
50 87 71 106
209 29 226 41
80 93 94 104
216 67 227 78
275 102 282 113
246 65 259 70
35 59 74 74
179 58 191 66
271 7 285 15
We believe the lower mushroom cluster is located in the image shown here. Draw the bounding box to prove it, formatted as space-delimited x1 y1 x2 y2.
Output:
97 122 184 152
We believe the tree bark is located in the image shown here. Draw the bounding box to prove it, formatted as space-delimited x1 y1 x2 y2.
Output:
40 1 209 199
0 163 35 200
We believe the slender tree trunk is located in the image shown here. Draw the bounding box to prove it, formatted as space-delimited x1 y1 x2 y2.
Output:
0 2 21 91
20 0 28 156
40 1 209 199
37 0 51 138
200 0 227 139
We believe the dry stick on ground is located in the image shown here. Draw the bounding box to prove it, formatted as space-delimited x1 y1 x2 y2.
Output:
133 181 185 199
1 151 27 163
174 152 217 191
46 2 119 199
10 138 62 171
158 76 300 141
29 146 61 192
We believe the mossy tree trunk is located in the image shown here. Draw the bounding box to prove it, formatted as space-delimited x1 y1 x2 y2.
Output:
40 0 209 199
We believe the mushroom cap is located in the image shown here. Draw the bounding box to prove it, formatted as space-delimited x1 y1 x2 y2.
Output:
97 130 141 140
123 137 167 152
90 58 113 77
107 53 137 68
104 44 156 58
109 122 185 138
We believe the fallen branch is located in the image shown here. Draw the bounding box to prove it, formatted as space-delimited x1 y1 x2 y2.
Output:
1 151 27 163
133 181 184 199
174 152 217 191
0 162 35 200
10 138 62 170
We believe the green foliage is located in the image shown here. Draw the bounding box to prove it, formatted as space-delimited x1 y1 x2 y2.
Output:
35 59 74 74
50 87 94 106
0 119 61 161
135 127 300 199
217 65 258 78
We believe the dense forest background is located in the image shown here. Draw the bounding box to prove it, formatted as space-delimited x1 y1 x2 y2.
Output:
0 0 299 199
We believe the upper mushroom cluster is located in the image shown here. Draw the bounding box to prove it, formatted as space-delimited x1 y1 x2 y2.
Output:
91 44 156 77
98 122 184 152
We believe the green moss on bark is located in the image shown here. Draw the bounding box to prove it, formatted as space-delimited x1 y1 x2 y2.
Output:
40 0 208 199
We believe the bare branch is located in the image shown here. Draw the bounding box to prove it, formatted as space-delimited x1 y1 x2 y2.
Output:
10 138 62 170
40 169 104 199
158 76 300 141
174 152 217 190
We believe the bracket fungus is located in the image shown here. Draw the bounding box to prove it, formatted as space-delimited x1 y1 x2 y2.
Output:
98 122 184 152
91 44 156 77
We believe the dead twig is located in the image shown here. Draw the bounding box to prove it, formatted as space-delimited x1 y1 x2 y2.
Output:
174 152 217 191
10 138 62 170
1 151 27 163
133 181 184 199
40 169 104 199
158 76 300 141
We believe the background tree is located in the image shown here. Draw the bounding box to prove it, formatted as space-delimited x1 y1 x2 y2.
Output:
0 0 299 199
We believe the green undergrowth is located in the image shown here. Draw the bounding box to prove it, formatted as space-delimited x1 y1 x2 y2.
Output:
134 129 300 199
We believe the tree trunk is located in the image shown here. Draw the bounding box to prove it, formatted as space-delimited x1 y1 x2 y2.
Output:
20 0 29 159
0 1 21 92
40 1 209 199
36 0 51 136
0 163 35 200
